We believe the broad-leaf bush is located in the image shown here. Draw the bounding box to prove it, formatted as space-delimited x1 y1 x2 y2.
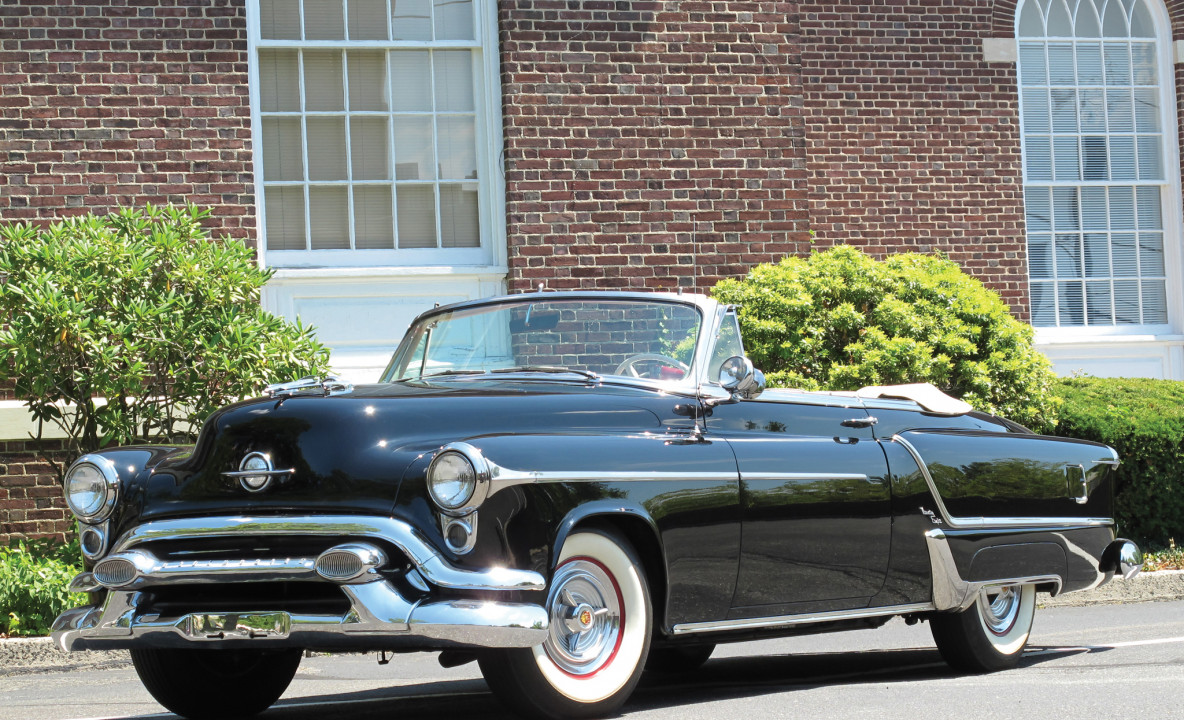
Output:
712 246 1059 430
0 537 85 637
0 205 331 476
1054 376 1184 546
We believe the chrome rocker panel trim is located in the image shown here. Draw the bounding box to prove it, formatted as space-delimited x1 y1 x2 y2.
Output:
924 529 1063 611
107 515 545 592
671 602 936 636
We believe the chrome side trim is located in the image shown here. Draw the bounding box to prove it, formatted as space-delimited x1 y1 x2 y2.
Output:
439 448 864 507
439 446 739 502
671 602 936 636
107 515 545 592
891 434 1113 529
924 529 1062 611
744 473 870 482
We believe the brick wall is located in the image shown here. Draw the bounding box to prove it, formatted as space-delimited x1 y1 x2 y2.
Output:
0 441 71 546
0 0 255 242
798 1 1031 317
498 0 812 293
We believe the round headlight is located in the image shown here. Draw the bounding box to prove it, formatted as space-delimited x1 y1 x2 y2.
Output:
64 455 118 523
427 452 477 511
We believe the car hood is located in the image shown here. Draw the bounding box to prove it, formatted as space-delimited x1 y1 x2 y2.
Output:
132 379 672 525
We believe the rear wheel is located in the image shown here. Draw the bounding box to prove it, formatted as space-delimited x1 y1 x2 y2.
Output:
930 583 1036 673
479 528 652 719
130 647 302 719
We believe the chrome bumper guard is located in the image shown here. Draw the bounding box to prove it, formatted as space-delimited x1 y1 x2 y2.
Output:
52 515 549 652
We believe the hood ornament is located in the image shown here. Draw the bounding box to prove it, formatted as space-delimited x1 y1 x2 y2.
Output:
264 375 354 399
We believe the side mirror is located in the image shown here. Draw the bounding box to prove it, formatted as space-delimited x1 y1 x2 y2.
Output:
718 356 765 400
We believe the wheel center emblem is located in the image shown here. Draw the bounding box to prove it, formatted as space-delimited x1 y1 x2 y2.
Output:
579 609 593 627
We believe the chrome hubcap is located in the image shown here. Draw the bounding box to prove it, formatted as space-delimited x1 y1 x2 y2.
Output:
979 584 1021 635
544 559 621 676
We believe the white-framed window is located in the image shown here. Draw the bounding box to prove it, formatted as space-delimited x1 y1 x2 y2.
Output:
1017 0 1182 332
248 0 502 268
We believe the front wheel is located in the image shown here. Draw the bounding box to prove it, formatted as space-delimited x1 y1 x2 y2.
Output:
479 528 652 719
930 583 1036 673
130 647 302 719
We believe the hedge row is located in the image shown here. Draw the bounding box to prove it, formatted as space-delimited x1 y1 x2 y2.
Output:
1054 376 1184 547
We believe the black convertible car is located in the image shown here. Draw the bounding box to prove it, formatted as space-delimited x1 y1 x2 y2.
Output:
52 291 1142 719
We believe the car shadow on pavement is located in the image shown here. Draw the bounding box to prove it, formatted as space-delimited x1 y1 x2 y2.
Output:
110 646 1109 720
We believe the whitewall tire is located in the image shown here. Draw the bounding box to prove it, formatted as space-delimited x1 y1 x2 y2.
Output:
930 583 1036 673
479 528 652 719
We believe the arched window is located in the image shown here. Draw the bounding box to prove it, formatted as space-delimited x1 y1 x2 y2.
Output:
1017 0 1179 328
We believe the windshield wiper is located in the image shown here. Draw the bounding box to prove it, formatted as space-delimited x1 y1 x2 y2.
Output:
489 366 601 382
419 369 485 379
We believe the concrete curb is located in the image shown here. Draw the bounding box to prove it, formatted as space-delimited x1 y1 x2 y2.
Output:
1038 568 1184 609
3 570 1182 676
0 637 130 677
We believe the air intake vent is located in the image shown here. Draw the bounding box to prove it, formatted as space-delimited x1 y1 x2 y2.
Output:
315 543 387 584
94 557 138 588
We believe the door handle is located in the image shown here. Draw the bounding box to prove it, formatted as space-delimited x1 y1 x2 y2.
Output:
840 416 878 429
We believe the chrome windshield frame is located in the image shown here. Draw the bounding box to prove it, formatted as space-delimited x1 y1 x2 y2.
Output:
380 291 726 392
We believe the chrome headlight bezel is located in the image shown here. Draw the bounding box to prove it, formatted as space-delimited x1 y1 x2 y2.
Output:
64 453 120 524
426 442 491 517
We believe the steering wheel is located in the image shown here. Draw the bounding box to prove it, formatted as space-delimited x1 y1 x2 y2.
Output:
613 354 690 380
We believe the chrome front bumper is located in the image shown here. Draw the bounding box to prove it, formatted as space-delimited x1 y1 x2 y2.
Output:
52 515 549 652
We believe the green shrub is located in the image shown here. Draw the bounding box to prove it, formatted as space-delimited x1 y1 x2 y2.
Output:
0 537 85 637
1054 376 1184 545
712 246 1060 430
0 204 331 477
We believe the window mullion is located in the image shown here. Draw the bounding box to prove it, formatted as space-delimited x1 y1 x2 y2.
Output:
298 49 312 252
387 50 400 249
342 48 356 250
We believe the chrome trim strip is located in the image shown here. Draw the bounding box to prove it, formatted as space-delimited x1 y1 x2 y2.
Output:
107 515 545 593
94 549 319 589
891 434 1113 529
220 469 297 479
924 529 1063 611
671 602 936 636
743 473 870 482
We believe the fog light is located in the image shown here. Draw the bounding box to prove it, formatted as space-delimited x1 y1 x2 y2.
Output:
80 525 107 559
442 515 477 555
315 543 387 584
93 556 138 588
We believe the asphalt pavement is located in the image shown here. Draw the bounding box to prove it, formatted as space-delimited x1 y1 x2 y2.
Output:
1 571 1181 720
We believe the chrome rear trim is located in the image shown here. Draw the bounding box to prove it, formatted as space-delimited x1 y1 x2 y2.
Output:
107 515 545 592
671 602 936 636
924 529 1063 611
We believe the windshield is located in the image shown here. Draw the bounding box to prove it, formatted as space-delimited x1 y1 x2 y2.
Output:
385 299 703 384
